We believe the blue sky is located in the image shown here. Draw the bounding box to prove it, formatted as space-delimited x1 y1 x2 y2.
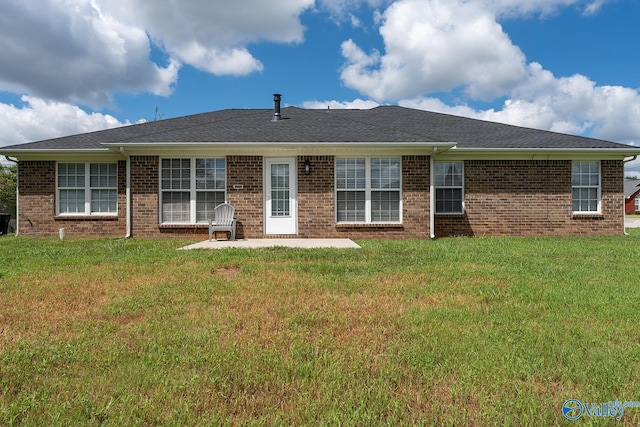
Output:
1 0 639 171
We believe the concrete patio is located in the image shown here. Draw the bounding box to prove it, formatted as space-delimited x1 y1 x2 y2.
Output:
179 238 361 250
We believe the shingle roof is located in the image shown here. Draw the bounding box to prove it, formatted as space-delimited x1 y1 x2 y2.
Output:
624 179 640 198
1 105 636 151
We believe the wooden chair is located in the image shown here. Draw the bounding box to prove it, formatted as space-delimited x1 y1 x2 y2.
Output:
208 203 237 241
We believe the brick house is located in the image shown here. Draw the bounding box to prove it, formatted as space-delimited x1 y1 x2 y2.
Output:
2 96 639 239
624 178 640 214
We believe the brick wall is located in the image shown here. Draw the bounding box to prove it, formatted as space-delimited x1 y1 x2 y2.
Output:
130 156 164 238
297 155 431 239
227 156 263 239
223 155 430 239
128 155 266 239
18 160 126 237
297 156 335 238
400 155 430 238
435 160 624 236
17 156 625 239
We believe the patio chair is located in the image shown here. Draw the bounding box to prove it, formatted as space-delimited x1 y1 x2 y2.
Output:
208 203 237 241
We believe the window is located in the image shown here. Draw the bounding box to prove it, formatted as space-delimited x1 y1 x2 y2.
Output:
572 161 600 213
435 161 464 214
336 158 401 223
57 163 117 215
270 163 291 217
161 158 226 223
635 197 640 213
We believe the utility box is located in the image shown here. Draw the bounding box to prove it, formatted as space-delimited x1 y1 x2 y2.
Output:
0 214 11 235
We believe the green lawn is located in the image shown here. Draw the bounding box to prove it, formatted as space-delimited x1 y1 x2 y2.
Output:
1 233 640 425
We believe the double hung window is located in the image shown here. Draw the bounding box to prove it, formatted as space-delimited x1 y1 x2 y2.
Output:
161 158 226 223
57 163 118 215
335 158 401 223
435 161 464 214
572 161 600 213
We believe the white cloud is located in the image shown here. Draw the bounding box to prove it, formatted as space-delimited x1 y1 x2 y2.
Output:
341 0 527 101
350 13 363 28
318 0 390 19
0 0 180 107
0 0 317 108
0 96 127 148
303 98 380 109
339 0 618 103
483 0 612 17
104 0 315 76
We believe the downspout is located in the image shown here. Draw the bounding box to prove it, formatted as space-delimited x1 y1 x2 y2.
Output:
430 151 436 239
120 147 132 238
6 157 18 236
623 155 638 236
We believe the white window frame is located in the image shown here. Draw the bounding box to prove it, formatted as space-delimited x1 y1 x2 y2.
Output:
160 158 227 224
335 157 402 224
434 161 465 214
572 161 601 214
56 162 118 216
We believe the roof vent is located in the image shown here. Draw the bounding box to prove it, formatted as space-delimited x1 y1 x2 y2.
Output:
272 93 282 122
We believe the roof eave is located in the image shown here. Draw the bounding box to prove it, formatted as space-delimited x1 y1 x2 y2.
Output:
451 147 640 153
0 148 123 161
102 141 458 155
6 144 638 160
441 147 640 159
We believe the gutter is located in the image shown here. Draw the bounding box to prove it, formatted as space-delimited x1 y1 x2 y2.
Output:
0 149 113 159
5 157 18 236
623 156 637 236
120 147 132 239
430 154 435 239
101 141 458 149
450 147 640 154
100 141 459 157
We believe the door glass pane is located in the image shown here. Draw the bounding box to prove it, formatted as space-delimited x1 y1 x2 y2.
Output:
271 164 290 217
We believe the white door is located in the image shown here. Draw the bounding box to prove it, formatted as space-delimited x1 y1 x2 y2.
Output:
265 158 297 235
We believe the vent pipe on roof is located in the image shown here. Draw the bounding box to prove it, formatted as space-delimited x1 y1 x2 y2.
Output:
272 93 282 122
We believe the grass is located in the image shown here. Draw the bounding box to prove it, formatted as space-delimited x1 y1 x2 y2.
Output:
1 233 640 425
